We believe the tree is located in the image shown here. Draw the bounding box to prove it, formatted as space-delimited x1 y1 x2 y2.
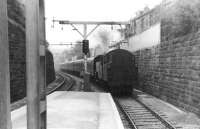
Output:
61 42 84 61
71 43 83 59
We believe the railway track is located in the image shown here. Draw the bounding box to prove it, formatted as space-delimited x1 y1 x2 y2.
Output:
46 73 65 94
46 72 75 93
115 97 182 129
56 72 75 91
11 72 74 111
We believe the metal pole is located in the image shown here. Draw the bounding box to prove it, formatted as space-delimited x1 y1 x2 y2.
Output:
83 24 90 91
0 0 11 128
83 24 87 72
39 0 46 128
26 0 40 128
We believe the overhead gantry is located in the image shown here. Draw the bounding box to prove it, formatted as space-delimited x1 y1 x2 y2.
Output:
52 19 129 39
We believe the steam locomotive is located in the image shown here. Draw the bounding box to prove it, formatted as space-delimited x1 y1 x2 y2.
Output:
60 49 137 95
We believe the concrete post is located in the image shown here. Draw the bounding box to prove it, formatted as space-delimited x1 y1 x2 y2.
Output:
39 0 47 129
26 0 40 128
0 0 11 128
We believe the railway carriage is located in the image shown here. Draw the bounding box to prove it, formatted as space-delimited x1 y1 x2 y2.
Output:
60 58 94 77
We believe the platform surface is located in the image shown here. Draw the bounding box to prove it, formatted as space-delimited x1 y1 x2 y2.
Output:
11 91 124 129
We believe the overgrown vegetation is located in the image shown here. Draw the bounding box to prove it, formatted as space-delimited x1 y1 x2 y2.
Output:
162 0 200 40
62 42 83 61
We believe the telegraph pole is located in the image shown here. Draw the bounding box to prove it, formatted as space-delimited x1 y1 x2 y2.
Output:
52 19 130 90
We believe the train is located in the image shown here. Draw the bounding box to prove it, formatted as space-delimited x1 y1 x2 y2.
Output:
60 49 138 95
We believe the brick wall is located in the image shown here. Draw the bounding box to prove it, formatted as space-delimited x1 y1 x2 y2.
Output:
132 0 200 117
134 46 160 93
8 0 26 102
8 0 56 102
134 30 200 117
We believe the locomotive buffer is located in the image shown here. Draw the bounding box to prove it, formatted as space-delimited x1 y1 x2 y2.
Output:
52 19 130 91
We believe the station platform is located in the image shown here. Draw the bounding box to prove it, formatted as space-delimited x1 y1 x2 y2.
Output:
11 91 124 129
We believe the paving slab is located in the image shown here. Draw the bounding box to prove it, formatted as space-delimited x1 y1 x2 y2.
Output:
11 91 124 129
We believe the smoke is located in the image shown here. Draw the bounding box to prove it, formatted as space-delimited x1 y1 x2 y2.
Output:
93 29 122 56
97 30 111 46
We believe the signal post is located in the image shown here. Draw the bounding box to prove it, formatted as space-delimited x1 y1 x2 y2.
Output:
82 39 90 91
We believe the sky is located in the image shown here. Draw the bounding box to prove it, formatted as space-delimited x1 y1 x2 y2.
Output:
45 0 163 53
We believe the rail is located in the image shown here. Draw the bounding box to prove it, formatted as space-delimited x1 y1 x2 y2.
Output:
46 72 65 94
115 99 137 129
11 72 74 111
56 71 75 91
135 98 178 129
